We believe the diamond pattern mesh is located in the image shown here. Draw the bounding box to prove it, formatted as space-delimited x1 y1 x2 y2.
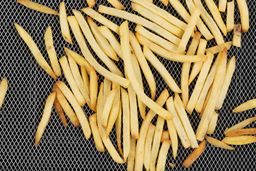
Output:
1 0 255 170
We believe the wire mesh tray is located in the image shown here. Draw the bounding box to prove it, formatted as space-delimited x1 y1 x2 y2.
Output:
1 0 255 170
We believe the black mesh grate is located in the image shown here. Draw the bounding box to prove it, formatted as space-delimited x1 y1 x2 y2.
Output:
1 0 255 170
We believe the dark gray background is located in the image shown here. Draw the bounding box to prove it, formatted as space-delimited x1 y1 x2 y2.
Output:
1 0 255 170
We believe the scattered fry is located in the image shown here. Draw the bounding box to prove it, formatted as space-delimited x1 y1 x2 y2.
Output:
233 99 256 113
127 138 136 171
144 124 155 170
161 131 170 142
225 128 256 137
219 0 227 12
80 66 90 95
207 111 219 135
222 136 256 145
167 119 178 159
227 1 235 32
206 136 234 150
54 98 68 127
101 89 116 127
59 2 72 44
86 0 96 8
89 68 98 111
0 78 8 109
206 41 232 54
107 0 124 10
233 24 242 48
224 116 256 134
236 0 250 32
156 140 171 171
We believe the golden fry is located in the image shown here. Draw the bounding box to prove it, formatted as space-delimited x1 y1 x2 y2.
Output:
54 98 68 127
107 0 124 10
161 131 170 142
227 1 235 32
156 140 171 171
233 99 256 113
101 89 116 127
80 66 90 95
224 116 256 134
236 0 250 32
86 0 96 8
59 2 72 44
207 111 219 135
89 68 98 111
0 78 8 109
127 138 136 171
167 119 178 159
225 128 256 137
222 136 256 145
206 136 234 150
219 0 227 12
206 41 232 54
144 124 155 170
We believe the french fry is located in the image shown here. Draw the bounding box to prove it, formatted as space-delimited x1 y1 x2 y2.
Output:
182 140 206 168
103 79 111 102
206 136 234 150
196 49 227 141
189 38 208 85
86 0 96 8
205 0 227 35
54 98 68 127
166 96 191 148
236 0 250 32
81 8 119 34
14 23 56 79
73 11 123 76
143 47 181 93
161 131 170 142
129 32 156 99
225 128 256 137
98 5 181 45
120 22 172 120
98 26 122 58
59 56 86 106
156 140 171 171
186 52 214 114
174 94 198 148
181 32 201 106
222 136 256 145
0 78 8 109
216 56 236 109
233 99 256 113
89 114 105 152
59 2 72 44
219 0 227 12
207 111 219 134
101 89 116 127
227 1 235 32
89 68 98 111
116 104 123 155
17 0 58 15
132 3 183 38
53 85 80 127
161 0 169 6
44 26 62 77
87 17 118 61
144 124 155 170
121 88 131 161
193 0 224 44
149 116 165 171
135 89 169 171
206 41 232 54
96 83 104 123
178 8 201 52
135 25 178 52
80 66 90 95
127 138 136 171
107 0 124 10
225 117 256 134
233 24 242 48
67 16 129 88
136 33 206 63
35 92 56 145
167 119 178 159
56 81 91 139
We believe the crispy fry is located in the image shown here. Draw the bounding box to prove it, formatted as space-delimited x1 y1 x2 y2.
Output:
233 24 242 47
96 83 104 123
107 0 124 9
225 128 256 137
101 89 116 127
136 33 206 63
174 94 198 148
206 41 232 54
132 3 183 38
161 0 169 6
222 136 256 145
219 0 227 12
87 17 118 61
35 92 56 145
143 47 181 93
206 136 234 150
182 140 206 168
54 98 68 127
196 49 227 141
207 111 219 134
99 5 181 45
14 23 56 79
57 81 91 139
89 68 98 111
236 0 250 32
156 140 171 171
161 131 170 142
225 116 256 134
144 124 155 170
59 2 72 44
17 0 58 15
0 78 8 109
86 0 96 8
167 119 178 159
233 99 256 113
89 114 105 152
67 16 129 87
127 138 136 171
227 1 235 32
116 104 123 155
80 66 90 94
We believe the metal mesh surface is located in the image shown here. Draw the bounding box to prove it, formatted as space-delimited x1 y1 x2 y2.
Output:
1 0 255 170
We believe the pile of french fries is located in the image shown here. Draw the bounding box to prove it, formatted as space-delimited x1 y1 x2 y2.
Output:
12 0 256 170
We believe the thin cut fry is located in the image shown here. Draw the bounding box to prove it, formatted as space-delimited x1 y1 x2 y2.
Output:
17 0 58 15
233 24 242 47
236 0 250 32
99 5 181 45
216 56 236 109
59 2 72 44
143 47 181 93
121 88 131 161
120 22 172 120
89 114 105 152
116 104 123 155
174 94 198 148
144 124 155 170
57 81 91 139
44 26 61 77
127 138 136 171
0 78 8 109
167 119 178 159
101 89 116 127
222 136 256 145
67 16 129 87
161 0 169 6
14 23 57 79
89 68 98 111
207 111 219 135
161 131 170 142
35 92 56 145
182 140 206 168
86 0 96 8
136 33 206 63
219 0 227 12
225 117 256 134
107 0 124 9
206 136 234 150
227 1 235 32
225 128 256 137
132 3 183 38
80 66 90 95
233 99 256 113
87 17 118 61
206 41 232 54
96 83 104 124
196 49 227 141
54 98 68 127
156 140 171 171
